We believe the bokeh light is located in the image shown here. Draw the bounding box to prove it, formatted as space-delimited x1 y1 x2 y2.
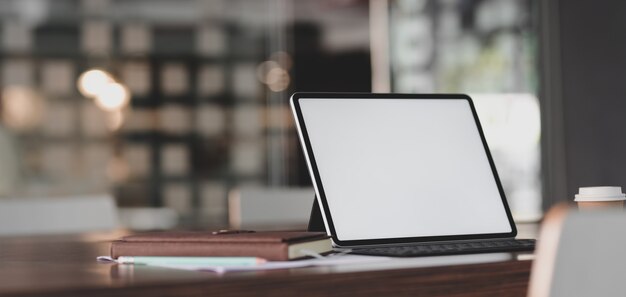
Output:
106 109 125 131
77 69 114 98
256 60 281 84
256 52 293 92
266 67 290 92
1 86 45 131
94 82 131 111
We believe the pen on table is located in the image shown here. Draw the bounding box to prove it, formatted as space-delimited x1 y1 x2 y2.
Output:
116 256 267 266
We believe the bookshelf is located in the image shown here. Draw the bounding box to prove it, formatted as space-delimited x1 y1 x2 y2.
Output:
0 0 285 228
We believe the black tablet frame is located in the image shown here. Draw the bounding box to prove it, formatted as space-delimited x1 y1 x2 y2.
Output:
291 92 517 247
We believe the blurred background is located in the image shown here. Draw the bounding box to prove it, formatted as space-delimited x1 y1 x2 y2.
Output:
0 0 553 233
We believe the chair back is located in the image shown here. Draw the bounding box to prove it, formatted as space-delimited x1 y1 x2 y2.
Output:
529 205 626 297
228 187 314 230
0 194 118 236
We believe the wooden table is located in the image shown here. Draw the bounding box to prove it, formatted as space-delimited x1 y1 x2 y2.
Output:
0 231 534 297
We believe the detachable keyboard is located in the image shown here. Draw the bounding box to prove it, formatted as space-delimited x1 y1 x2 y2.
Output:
349 239 536 257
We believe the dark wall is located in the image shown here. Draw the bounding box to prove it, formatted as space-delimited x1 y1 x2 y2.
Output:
544 0 626 204
290 23 371 93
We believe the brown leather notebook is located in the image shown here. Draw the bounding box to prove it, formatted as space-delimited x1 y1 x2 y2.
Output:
110 231 332 261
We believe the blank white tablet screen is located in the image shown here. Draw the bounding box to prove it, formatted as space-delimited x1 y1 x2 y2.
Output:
298 98 512 241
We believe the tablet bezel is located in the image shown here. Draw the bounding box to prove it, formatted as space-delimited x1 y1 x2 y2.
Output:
290 92 518 248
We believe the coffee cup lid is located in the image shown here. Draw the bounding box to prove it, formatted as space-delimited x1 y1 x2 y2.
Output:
574 186 626 202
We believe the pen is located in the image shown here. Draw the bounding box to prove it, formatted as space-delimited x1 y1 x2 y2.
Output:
116 256 267 266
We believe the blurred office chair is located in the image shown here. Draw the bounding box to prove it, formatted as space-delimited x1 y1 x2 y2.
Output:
528 205 626 297
0 194 119 236
228 187 314 230
117 207 178 231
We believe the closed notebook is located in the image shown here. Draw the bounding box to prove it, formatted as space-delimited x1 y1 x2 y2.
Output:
110 231 332 261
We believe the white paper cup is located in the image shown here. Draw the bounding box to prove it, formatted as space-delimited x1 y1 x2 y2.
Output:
574 186 625 210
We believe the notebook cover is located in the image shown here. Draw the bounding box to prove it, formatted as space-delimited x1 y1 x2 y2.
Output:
110 231 329 261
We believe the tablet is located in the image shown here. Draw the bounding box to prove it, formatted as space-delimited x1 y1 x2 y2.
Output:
290 93 516 247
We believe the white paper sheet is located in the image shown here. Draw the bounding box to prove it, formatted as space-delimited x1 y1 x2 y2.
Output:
98 252 517 274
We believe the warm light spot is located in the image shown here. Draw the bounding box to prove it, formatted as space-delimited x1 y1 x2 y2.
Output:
106 109 124 131
1 86 44 131
256 60 280 84
256 52 293 92
77 69 114 98
94 82 130 111
266 67 290 92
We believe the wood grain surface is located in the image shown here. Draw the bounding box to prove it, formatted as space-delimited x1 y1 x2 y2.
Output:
0 232 532 297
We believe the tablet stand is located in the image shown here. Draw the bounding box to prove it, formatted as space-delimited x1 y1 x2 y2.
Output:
307 196 325 232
